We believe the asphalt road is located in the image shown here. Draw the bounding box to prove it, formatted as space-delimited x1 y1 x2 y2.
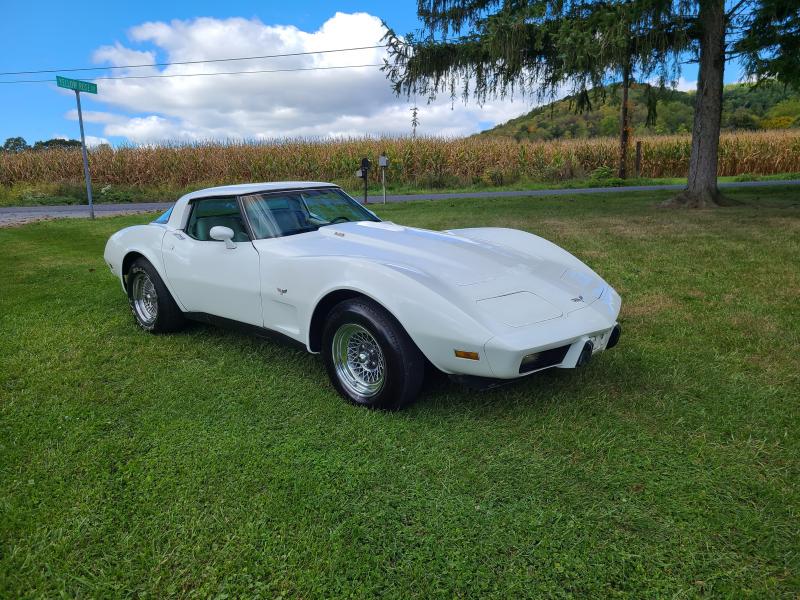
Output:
2 179 798 227
0 202 174 227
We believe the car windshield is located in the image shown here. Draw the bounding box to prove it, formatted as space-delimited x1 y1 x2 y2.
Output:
240 187 380 239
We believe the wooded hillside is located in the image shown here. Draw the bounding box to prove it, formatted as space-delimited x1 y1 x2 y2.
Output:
480 82 800 140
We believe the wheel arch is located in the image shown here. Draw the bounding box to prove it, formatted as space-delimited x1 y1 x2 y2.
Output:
122 251 146 283
307 286 431 356
121 249 164 288
119 247 186 311
307 289 375 353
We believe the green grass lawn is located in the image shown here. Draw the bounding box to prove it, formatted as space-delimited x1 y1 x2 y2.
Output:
1 188 799 597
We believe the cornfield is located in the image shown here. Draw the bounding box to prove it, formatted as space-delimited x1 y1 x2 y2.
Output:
2 130 799 191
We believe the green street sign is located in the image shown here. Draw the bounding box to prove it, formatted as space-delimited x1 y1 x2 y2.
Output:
55 76 98 217
56 76 97 94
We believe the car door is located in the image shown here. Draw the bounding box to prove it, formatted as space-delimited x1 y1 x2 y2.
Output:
162 196 263 326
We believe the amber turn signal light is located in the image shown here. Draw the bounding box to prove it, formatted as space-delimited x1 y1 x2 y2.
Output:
454 350 480 360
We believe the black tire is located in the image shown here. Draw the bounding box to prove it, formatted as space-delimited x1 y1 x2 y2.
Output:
126 258 186 333
321 297 425 410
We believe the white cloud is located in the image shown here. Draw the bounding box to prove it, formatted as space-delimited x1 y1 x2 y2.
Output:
53 133 111 147
649 76 697 93
65 109 125 124
84 13 533 144
93 43 156 71
85 135 111 147
675 77 697 92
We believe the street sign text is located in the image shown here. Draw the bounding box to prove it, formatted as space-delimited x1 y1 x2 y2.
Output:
56 76 97 94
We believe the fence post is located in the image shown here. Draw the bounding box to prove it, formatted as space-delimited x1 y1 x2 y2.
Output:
635 141 642 178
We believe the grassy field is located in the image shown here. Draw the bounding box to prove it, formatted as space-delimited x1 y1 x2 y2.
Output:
1 188 799 597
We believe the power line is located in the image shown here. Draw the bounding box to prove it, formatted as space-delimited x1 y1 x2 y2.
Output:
0 63 385 84
0 45 387 76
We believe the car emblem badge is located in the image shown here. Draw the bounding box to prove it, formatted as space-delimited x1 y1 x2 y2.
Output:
277 288 287 295
571 295 584 303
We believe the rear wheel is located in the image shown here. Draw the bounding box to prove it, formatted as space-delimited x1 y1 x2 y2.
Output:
322 298 424 410
126 258 185 333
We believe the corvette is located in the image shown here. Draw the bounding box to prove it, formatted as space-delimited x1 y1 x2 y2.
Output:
104 182 621 409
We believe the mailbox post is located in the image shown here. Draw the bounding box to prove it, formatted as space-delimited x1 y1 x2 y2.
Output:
378 152 389 204
357 157 372 204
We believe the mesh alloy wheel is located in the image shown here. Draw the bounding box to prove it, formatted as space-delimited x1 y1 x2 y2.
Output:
130 270 158 327
331 323 386 398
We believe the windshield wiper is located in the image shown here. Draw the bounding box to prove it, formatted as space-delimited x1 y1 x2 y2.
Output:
318 217 352 227
282 225 319 236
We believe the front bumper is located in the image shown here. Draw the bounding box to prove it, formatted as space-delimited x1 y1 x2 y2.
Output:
418 284 621 379
482 320 620 379
476 285 621 378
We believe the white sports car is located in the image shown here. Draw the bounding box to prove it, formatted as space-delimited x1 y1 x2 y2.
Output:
104 182 621 409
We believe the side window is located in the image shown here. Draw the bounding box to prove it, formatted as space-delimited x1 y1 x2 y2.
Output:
185 197 249 242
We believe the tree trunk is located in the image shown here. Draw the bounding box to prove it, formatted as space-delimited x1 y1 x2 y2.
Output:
664 0 732 208
618 60 631 179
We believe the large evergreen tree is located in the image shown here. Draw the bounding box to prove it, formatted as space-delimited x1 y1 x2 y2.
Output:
383 0 686 179
667 0 799 206
385 0 800 208
736 0 800 90
667 0 729 207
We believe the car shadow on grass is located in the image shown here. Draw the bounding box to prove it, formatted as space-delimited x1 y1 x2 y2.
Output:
413 345 653 417
416 365 593 413
181 320 639 416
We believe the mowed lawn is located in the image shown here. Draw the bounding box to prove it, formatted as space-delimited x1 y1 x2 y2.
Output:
1 189 798 597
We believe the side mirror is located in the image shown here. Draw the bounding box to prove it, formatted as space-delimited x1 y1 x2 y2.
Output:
209 225 236 249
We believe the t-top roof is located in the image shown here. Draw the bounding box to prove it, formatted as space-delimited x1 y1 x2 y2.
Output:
177 181 336 203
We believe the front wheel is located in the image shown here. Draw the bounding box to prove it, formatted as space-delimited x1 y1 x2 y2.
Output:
322 298 425 410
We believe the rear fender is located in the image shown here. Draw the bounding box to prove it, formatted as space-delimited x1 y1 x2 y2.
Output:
104 225 185 309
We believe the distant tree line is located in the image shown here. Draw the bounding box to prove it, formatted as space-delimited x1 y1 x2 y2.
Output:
1 137 83 153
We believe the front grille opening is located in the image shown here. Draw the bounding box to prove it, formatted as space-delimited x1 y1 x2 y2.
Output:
519 344 571 374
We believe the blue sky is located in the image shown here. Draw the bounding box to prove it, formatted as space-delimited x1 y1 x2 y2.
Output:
0 0 742 146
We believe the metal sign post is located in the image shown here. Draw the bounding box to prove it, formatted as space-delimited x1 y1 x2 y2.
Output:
74 90 95 219
56 76 97 219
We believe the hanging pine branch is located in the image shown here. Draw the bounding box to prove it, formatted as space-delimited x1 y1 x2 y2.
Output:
382 0 688 179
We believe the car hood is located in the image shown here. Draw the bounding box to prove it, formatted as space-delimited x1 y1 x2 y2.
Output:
267 221 608 326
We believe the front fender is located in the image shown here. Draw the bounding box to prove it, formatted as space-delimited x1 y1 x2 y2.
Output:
300 258 497 376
